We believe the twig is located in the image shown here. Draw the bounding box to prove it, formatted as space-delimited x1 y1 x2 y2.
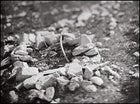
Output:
60 34 70 63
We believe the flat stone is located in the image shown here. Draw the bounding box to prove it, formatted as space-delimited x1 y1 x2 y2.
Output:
90 76 104 86
14 50 28 55
72 46 90 56
16 67 39 81
83 66 93 80
35 75 57 90
84 48 98 56
91 53 102 63
133 51 139 57
45 87 55 102
66 62 83 78
83 85 97 92
71 76 83 83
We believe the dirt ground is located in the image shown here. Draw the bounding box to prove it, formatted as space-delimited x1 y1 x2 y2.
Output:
0 1 139 103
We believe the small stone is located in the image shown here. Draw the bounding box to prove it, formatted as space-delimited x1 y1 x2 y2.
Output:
133 51 139 57
9 90 18 103
83 66 93 80
16 67 39 81
103 37 110 41
68 82 80 91
45 87 55 102
71 76 83 83
54 98 61 103
128 70 134 75
82 56 90 62
84 48 98 56
94 70 101 76
23 73 43 89
29 33 36 43
77 11 92 22
132 72 139 78
57 67 66 76
66 62 83 78
133 64 139 68
35 32 46 49
90 76 104 86
57 76 69 87
110 64 120 70
17 11 27 17
35 75 57 90
84 85 97 92
110 30 115 36
80 34 92 47
109 75 114 80
96 42 103 48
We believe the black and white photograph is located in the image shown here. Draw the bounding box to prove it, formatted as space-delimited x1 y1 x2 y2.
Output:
0 1 139 103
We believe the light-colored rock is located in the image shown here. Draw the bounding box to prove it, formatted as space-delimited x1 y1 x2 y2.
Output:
71 76 83 83
66 62 83 78
35 75 57 90
90 76 104 86
14 50 28 55
83 85 97 92
68 82 80 91
52 72 60 78
9 90 18 103
35 32 46 49
57 76 69 87
133 51 139 57
19 55 33 61
83 66 93 80
29 33 36 43
23 73 43 89
77 10 92 22
80 34 92 47
16 67 39 81
96 42 103 48
132 72 139 78
94 70 101 76
45 87 55 102
57 67 67 76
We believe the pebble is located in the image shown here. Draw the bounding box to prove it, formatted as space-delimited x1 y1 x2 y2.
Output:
66 62 83 78
35 75 57 90
84 48 98 57
94 70 101 76
9 90 18 103
57 76 69 87
68 82 80 91
83 85 97 92
72 46 90 56
23 73 43 89
132 72 139 78
29 33 36 43
16 67 39 81
57 67 67 76
83 66 93 80
133 51 139 57
90 76 104 86
45 87 55 102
